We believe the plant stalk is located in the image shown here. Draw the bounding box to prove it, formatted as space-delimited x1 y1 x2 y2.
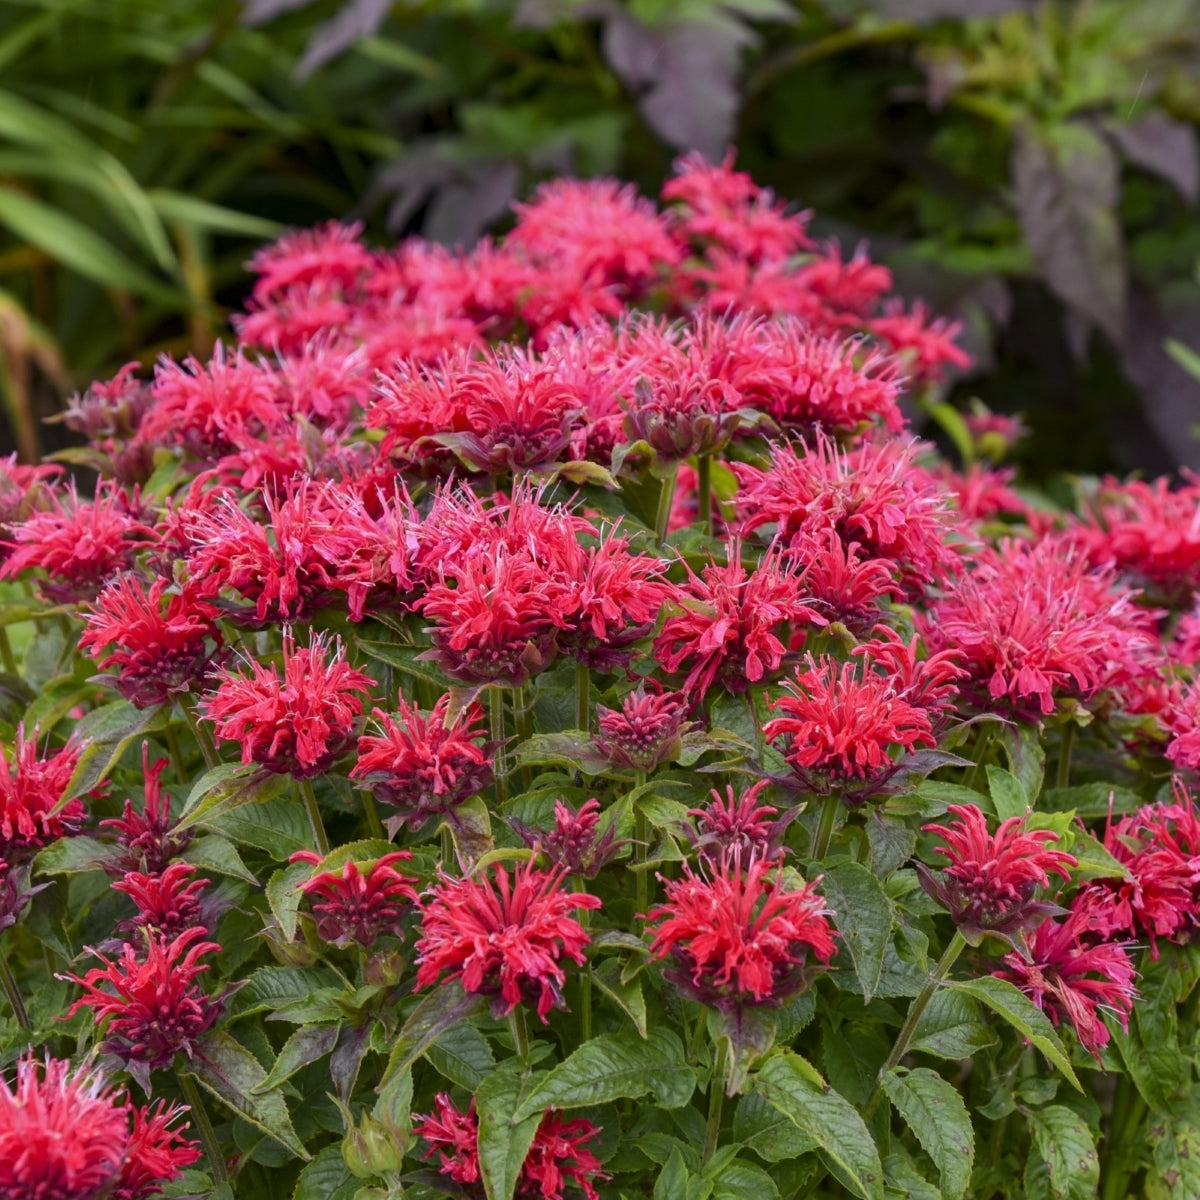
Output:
1057 721 1076 791
180 698 219 769
297 777 331 857
0 625 16 675
177 1070 228 1186
490 688 508 806
704 1038 729 1165
654 462 680 547
361 788 386 842
864 929 967 1117
964 722 997 792
575 657 590 733
0 943 29 1031
811 791 841 862
634 769 649 921
510 1004 531 1064
697 452 713 539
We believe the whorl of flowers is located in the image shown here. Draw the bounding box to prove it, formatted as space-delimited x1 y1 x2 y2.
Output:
290 849 419 948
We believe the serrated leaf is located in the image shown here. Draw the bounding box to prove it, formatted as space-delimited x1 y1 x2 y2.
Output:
252 1024 339 1094
996 722 1045 807
292 1144 356 1200
950 978 1080 1090
755 1052 884 1200
986 766 1029 821
63 701 170 801
266 862 312 942
1039 783 1139 817
733 1089 818 1162
236 967 342 1017
512 1028 695 1120
34 835 109 875
206 796 313 859
426 1023 496 1090
184 834 257 884
824 863 893 1004
1026 1105 1098 1200
653 1145 689 1200
178 763 290 832
708 1155 780 1200
880 1068 974 1200
514 731 612 775
191 1033 309 1160
909 989 997 1060
477 1067 543 1200
592 958 648 1038
380 981 488 1090
1146 1100 1200 1200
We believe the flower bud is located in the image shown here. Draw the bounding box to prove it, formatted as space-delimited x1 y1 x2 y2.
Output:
342 1114 406 1180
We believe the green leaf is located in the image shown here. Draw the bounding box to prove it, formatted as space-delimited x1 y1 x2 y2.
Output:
64 700 170 800
707 1155 781 1200
950 978 1081 1090
191 1033 309 1160
986 766 1029 821
1146 1100 1200 1200
1026 1105 1099 1200
996 722 1045 808
512 1028 695 1120
824 863 893 1004
147 188 284 238
755 1052 884 1200
205 795 313 860
184 834 257 884
514 731 612 776
292 1144 356 1200
591 958 648 1038
716 1005 778 1095
654 1146 689 1200
252 1024 339 1094
909 990 997 1060
880 1068 974 1200
426 1023 496 1091
236 967 342 1017
733 1089 818 1162
34 834 109 875
476 1067 543 1200
380 981 489 1090
178 762 290 831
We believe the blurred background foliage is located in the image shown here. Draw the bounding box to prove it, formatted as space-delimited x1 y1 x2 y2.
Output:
0 0 1198 478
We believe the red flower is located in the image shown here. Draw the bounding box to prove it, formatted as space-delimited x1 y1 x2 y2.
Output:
101 745 192 876
996 904 1137 1059
246 220 372 307
351 693 493 834
1164 679 1200 775
917 804 1076 940
0 479 155 603
203 631 374 777
112 863 210 940
510 798 623 879
654 544 826 697
113 1099 202 1200
867 299 971 382
417 1094 608 1200
290 849 419 948
80 575 221 708
688 781 791 865
415 860 600 1022
0 725 101 863
62 928 227 1090
593 686 697 772
763 632 963 800
645 855 837 1010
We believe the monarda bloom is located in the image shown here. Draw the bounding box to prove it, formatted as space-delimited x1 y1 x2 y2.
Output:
688 782 793 866
351 694 493 835
996 903 1137 1059
645 855 837 1011
0 1053 199 1200
62 927 227 1090
80 575 222 708
101 745 192 876
0 725 103 863
112 863 210 941
415 860 600 1022
416 1093 607 1200
510 799 623 879
203 631 374 778
917 804 1076 941
593 686 697 772
290 849 419 948
763 632 963 801
653 544 826 698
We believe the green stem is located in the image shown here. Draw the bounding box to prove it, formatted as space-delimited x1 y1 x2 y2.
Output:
164 722 185 781
634 769 649 921
1101 1075 1147 1200
864 930 967 1118
704 1039 729 1165
575 658 590 733
964 722 997 792
181 698 219 769
510 1005 531 1065
177 1070 228 1186
441 824 454 869
0 943 29 1031
1057 721 1076 791
697 453 713 539
811 792 841 862
515 685 533 790
654 462 680 547
297 777 331 857
490 688 508 806
0 625 16 676
362 788 386 842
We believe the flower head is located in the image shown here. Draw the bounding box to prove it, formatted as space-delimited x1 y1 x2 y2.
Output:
918 804 1076 940
688 782 791 865
510 798 624 879
415 860 600 1022
113 1099 202 1200
290 849 419 948
203 631 374 777
63 928 226 1090
351 693 493 834
101 745 191 876
593 686 697 772
645 856 837 1011
112 863 210 941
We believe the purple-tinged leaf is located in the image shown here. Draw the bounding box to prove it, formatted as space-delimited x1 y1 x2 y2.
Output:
295 0 391 79
1105 114 1199 203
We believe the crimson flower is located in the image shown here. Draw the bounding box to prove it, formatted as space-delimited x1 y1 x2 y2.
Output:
867 299 971 382
593 686 697 772
101 745 192 876
0 859 47 934
917 804 1076 940
203 631 374 778
763 632 963 801
0 725 102 864
510 798 624 879
645 855 837 1011
351 693 493 835
996 903 1137 1059
688 782 792 865
415 860 600 1022
112 863 210 940
290 849 419 947
0 1053 198 1200
81 575 221 708
654 544 826 697
416 1094 607 1200
63 927 227 1091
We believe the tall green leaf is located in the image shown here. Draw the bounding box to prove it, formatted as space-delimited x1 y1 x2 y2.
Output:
880 1068 974 1200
